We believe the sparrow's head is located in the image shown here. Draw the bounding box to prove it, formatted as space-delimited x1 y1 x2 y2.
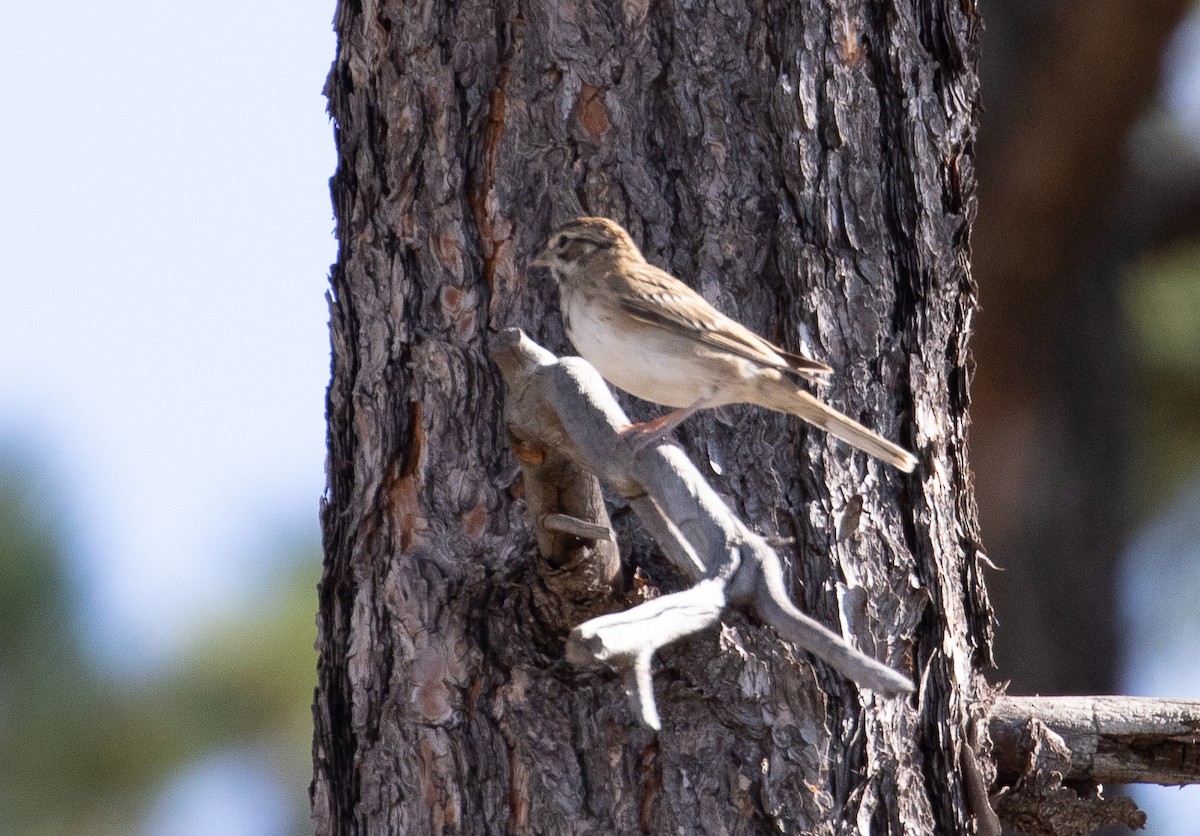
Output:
531 217 643 281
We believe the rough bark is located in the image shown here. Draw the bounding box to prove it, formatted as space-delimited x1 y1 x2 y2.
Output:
315 0 991 833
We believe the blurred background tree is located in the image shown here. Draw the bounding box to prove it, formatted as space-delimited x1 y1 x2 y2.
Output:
0 450 318 835
973 0 1200 699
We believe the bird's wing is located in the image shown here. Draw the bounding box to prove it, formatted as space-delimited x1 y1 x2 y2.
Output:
614 262 833 383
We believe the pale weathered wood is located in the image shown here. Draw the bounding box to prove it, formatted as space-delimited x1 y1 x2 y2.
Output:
991 694 1200 786
494 328 913 729
987 696 1157 834
541 513 612 543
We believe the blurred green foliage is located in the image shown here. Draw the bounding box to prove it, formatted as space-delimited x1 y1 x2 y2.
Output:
0 457 318 834
1123 239 1200 516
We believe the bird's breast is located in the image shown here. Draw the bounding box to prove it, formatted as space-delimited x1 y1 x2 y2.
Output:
563 291 728 409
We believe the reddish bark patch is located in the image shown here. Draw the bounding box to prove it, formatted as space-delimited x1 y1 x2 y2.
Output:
460 502 488 540
575 82 610 141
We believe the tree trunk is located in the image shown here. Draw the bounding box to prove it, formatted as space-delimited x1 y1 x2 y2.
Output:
314 0 992 833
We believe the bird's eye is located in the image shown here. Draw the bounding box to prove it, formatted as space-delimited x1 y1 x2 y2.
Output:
560 238 598 261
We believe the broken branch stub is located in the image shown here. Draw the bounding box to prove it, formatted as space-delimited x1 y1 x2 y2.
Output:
991 695 1200 786
491 328 913 729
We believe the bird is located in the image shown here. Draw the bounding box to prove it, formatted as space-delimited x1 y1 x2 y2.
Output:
529 217 918 472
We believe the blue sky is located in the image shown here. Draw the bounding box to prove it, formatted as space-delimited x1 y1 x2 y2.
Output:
0 0 336 667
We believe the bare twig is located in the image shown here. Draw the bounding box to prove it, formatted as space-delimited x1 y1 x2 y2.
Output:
541 513 613 542
567 578 728 729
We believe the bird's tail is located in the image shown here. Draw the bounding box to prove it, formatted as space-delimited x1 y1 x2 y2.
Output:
755 382 918 472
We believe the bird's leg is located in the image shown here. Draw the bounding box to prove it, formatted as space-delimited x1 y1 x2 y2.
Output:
619 397 715 451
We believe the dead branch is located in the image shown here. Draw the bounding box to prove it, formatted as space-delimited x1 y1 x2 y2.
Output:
991 694 1200 786
491 327 913 729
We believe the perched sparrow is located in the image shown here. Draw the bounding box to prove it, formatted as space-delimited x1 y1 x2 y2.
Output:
530 217 918 472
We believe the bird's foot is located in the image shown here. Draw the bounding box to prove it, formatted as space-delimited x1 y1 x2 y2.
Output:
617 414 681 452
